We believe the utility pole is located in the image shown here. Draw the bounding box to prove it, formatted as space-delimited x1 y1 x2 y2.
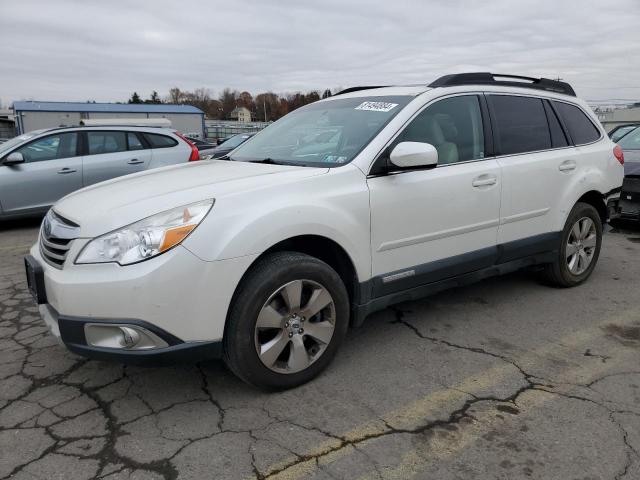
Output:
263 98 267 122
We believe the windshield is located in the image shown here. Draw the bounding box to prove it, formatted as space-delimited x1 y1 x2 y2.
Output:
611 125 638 143
221 134 252 149
230 96 412 166
618 127 640 150
0 131 44 157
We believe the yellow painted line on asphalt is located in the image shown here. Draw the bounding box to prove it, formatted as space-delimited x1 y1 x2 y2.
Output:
262 308 640 480
358 346 640 480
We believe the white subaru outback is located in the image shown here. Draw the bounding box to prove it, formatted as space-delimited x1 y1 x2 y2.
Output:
26 73 624 389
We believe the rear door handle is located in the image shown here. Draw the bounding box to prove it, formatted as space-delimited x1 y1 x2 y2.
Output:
472 175 497 187
57 168 77 174
127 159 144 165
559 160 577 172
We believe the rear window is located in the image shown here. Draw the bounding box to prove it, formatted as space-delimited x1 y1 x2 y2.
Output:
144 133 178 148
488 95 551 155
553 102 601 145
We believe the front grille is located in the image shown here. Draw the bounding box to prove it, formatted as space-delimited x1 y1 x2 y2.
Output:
39 211 80 269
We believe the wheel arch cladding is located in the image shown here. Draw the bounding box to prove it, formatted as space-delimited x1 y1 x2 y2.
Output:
576 190 607 224
233 235 359 312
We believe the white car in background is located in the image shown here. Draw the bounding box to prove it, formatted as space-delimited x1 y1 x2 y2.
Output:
26 73 623 390
0 126 199 220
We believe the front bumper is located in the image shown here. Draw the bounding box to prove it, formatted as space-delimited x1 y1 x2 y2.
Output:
38 304 221 365
29 240 259 363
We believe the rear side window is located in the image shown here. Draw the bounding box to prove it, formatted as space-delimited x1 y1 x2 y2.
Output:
488 95 551 155
553 102 601 145
87 131 127 155
144 133 178 148
127 132 145 151
543 101 569 148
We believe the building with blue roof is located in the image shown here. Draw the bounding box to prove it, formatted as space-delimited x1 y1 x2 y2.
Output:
12 101 205 137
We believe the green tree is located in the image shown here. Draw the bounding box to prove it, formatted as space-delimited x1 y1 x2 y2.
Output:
322 89 332 99
128 92 142 104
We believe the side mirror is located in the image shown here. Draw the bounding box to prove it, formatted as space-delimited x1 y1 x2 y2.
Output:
389 142 438 169
2 152 25 166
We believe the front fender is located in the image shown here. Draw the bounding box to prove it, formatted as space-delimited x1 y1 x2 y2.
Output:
183 166 372 281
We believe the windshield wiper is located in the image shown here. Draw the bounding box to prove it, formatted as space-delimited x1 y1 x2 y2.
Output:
248 158 286 165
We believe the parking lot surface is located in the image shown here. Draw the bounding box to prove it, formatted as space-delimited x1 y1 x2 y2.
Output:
1 218 640 480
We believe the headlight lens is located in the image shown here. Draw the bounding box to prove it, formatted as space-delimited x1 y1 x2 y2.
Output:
76 199 214 265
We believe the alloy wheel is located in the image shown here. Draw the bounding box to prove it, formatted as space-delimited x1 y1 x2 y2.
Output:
254 279 336 374
566 216 597 275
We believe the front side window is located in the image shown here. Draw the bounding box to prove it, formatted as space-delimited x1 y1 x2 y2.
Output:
618 127 640 150
87 131 127 155
488 95 551 155
230 95 413 166
15 132 78 162
392 95 485 165
553 102 601 145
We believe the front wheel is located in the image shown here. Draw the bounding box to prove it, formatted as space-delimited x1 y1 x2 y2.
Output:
542 202 602 287
223 252 350 390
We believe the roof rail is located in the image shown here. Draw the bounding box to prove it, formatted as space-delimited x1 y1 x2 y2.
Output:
428 72 576 97
334 86 389 96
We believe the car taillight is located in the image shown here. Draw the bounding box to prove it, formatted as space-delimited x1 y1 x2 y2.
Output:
175 132 200 162
614 145 624 165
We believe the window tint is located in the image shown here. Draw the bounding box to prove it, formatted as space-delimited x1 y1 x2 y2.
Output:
144 133 178 148
127 132 145 151
488 96 551 155
87 131 127 155
618 127 640 150
543 101 569 148
394 95 484 165
553 102 601 145
16 133 78 162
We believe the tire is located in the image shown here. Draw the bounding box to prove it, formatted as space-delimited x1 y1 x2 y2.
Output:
223 251 350 390
542 202 603 287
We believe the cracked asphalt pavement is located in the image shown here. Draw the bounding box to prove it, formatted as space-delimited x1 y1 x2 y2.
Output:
2 218 640 480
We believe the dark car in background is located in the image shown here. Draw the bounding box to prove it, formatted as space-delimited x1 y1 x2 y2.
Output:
185 136 216 149
199 133 254 159
617 126 640 220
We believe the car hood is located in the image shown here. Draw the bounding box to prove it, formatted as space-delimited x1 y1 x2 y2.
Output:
624 150 640 176
54 160 327 237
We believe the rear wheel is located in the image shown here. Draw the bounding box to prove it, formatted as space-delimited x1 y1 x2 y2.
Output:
223 251 349 390
542 202 602 287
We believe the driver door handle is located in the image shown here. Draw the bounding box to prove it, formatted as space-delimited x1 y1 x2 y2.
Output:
559 160 577 172
472 174 497 187
127 159 144 165
57 167 77 174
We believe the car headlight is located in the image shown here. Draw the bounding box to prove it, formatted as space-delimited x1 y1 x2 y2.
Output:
75 199 214 265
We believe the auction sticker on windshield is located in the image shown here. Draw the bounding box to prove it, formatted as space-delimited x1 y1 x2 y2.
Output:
354 101 398 112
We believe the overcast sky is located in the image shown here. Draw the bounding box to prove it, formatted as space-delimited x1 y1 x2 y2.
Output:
1 0 639 107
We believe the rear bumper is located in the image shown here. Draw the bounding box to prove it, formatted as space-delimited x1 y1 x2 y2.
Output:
40 304 222 366
619 177 640 220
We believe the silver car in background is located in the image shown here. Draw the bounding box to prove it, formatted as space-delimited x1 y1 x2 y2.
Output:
0 126 200 220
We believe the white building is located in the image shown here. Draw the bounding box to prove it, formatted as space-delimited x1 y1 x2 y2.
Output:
230 106 252 123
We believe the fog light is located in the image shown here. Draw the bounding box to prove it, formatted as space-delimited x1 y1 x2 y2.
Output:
84 323 169 350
